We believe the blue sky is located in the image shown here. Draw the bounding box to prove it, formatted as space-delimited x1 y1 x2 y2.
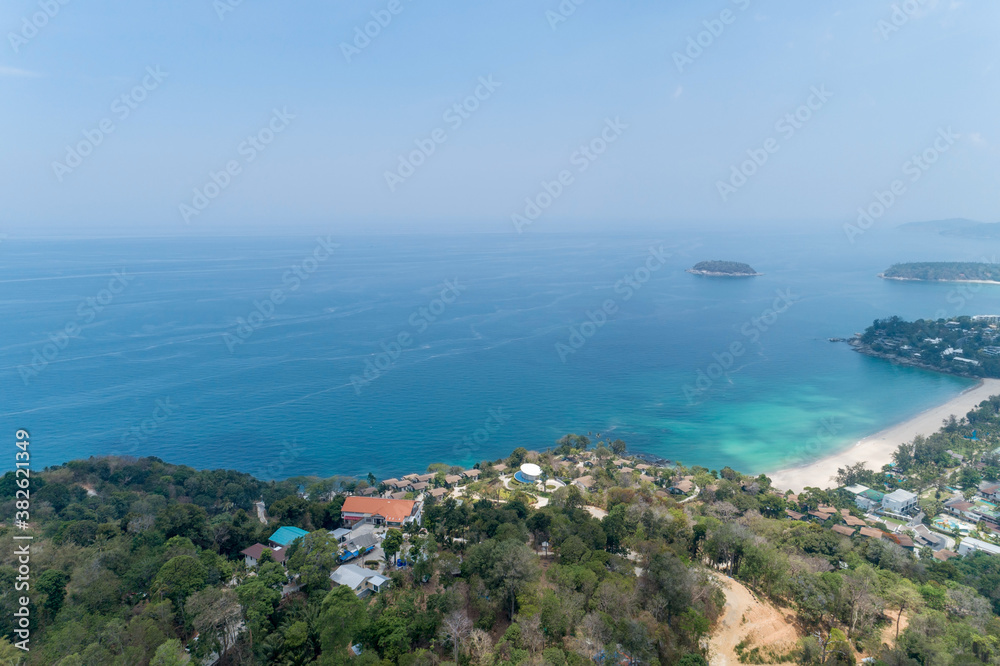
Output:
1 0 997 236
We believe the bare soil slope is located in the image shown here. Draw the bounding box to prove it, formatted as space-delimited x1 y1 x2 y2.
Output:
708 574 802 666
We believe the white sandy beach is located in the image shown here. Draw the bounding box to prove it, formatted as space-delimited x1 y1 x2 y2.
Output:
768 378 1000 493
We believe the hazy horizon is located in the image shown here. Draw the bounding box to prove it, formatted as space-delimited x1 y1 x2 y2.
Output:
3 0 998 237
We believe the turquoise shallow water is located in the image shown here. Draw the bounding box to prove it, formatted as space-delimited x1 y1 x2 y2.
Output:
0 228 995 480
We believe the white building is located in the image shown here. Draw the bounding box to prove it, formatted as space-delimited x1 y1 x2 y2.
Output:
882 489 918 514
958 537 1000 557
330 564 390 596
519 463 543 483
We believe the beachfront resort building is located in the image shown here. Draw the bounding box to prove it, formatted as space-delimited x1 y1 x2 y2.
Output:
958 537 1000 557
341 496 422 528
847 486 884 511
882 489 919 514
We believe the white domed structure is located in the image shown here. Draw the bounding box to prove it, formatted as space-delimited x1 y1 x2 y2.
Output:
517 463 543 483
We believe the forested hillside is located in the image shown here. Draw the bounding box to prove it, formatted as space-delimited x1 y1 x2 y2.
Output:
881 263 1000 283
4 430 1000 664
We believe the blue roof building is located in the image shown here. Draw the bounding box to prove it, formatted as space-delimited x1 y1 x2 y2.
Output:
268 526 310 548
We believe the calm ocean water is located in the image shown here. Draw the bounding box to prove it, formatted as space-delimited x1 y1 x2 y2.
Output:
2 227 997 480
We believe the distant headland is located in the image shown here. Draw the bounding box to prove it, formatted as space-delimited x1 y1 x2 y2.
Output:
897 218 1000 240
847 315 1000 378
879 262 1000 284
686 260 760 277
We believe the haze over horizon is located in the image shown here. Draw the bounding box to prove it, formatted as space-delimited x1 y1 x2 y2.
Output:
2 0 998 237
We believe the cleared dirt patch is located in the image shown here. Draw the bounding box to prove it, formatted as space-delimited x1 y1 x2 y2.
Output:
708 573 802 666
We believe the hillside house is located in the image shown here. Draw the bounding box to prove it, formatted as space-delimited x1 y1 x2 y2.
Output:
268 526 309 549
341 496 422 528
240 543 287 568
330 564 390 597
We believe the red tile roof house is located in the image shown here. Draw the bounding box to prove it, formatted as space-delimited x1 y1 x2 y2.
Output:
341 496 422 528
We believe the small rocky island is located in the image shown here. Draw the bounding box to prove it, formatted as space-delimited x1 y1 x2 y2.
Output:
687 260 760 277
880 262 1000 283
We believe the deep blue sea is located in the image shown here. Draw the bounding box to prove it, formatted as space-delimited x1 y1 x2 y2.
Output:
2 227 998 480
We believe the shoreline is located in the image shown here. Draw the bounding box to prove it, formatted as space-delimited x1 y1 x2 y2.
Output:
878 274 1000 285
685 269 762 277
767 378 1000 493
